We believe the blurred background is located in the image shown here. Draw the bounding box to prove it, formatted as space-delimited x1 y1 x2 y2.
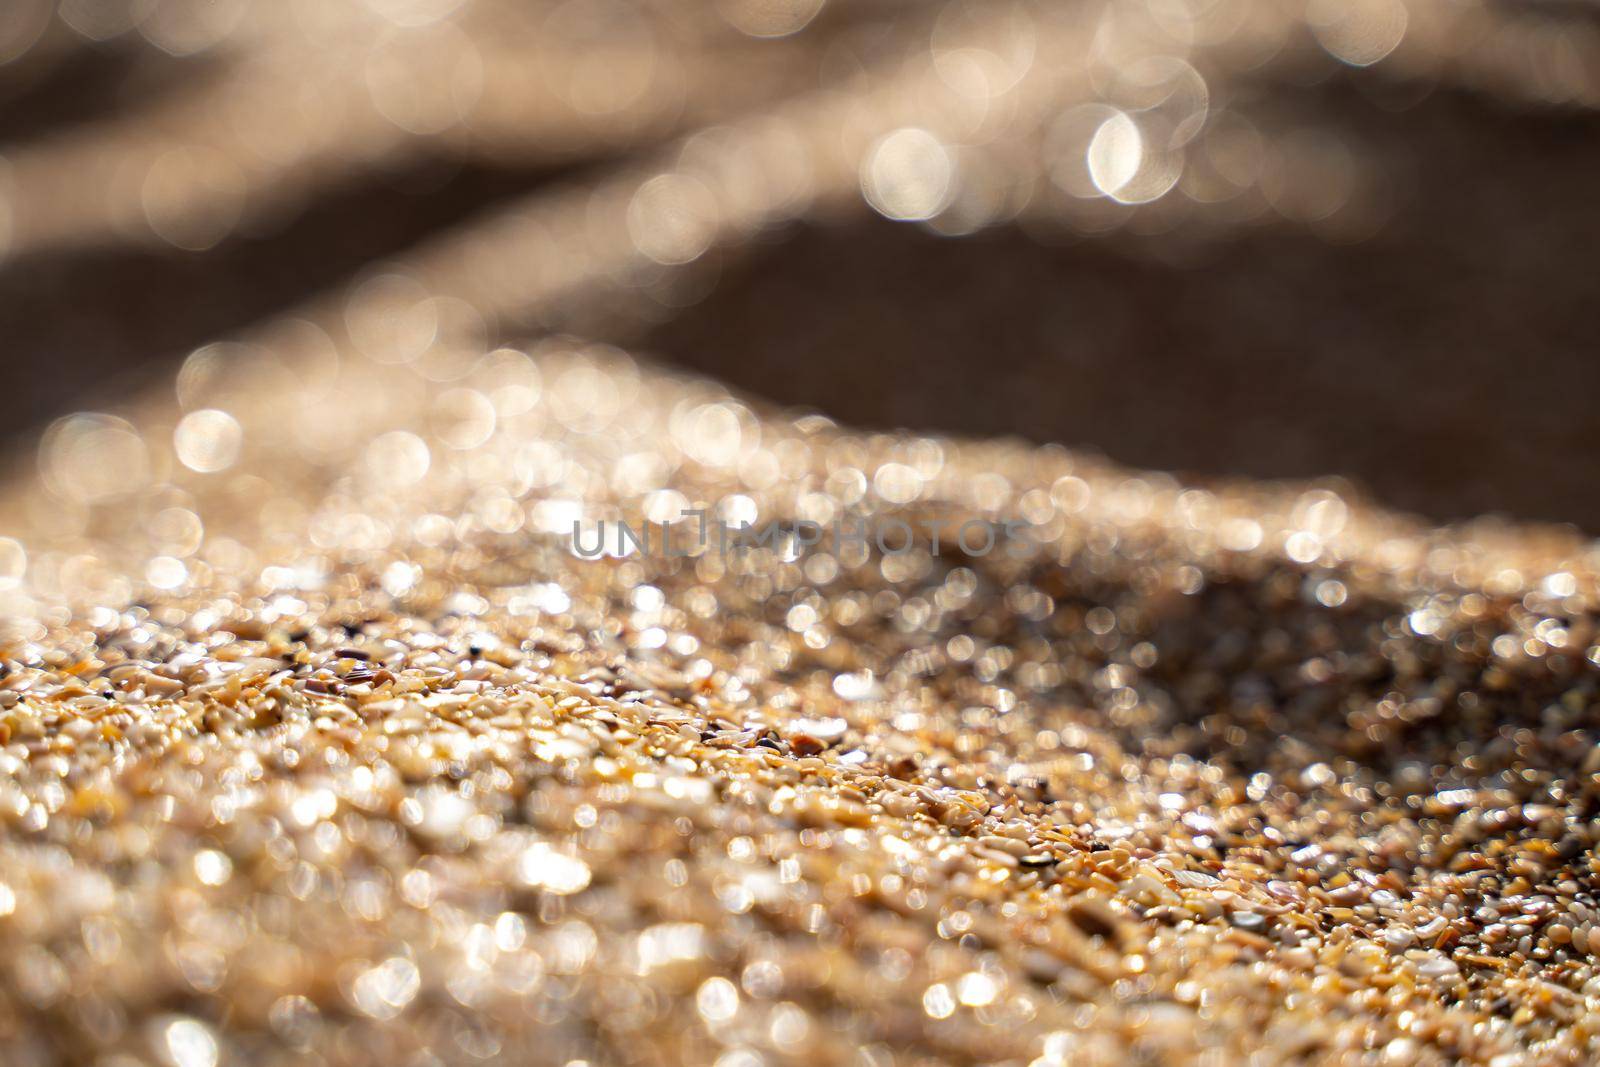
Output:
2 0 1598 530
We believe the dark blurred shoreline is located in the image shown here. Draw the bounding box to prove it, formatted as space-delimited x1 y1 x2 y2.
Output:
5 76 1600 532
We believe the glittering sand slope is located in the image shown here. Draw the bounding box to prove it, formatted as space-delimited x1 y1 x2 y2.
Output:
6 340 1600 1066
7 1 1600 1065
